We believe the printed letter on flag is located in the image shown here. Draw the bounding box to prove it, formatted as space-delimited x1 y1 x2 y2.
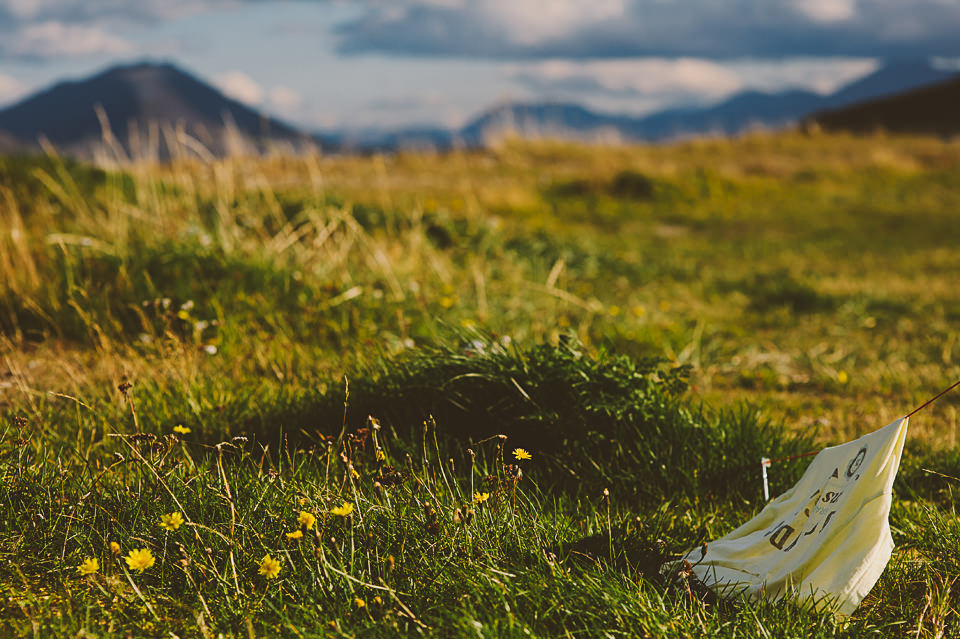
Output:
674 417 909 614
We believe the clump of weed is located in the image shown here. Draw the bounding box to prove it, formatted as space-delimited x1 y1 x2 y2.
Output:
234 334 814 502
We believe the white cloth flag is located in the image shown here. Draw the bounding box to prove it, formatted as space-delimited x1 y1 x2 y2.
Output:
677 416 909 614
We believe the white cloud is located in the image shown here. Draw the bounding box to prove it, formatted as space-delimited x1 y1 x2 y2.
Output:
268 85 302 111
509 58 744 100
480 0 626 46
791 0 857 23
0 73 27 106
4 21 133 57
726 57 878 94
506 56 882 117
214 70 264 106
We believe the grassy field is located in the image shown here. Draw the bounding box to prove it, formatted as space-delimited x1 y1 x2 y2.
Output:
1 131 959 637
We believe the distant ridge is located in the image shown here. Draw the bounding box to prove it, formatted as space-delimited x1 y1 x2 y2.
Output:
0 61 312 160
447 58 956 147
810 76 960 137
1 57 956 159
358 58 958 150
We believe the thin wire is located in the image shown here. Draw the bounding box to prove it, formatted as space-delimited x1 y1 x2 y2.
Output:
765 377 960 466
906 377 960 419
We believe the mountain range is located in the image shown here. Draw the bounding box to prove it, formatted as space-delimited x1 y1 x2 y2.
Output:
0 58 955 159
360 58 956 150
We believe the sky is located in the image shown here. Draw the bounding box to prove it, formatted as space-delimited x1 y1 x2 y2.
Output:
0 0 958 131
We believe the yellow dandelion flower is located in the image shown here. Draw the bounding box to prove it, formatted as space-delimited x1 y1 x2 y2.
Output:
258 554 281 579
159 512 184 531
354 597 366 609
330 502 354 517
125 548 155 574
77 557 99 576
173 425 191 434
837 370 849 385
512 448 532 461
286 530 303 540
109 541 121 555
297 511 317 530
472 492 490 505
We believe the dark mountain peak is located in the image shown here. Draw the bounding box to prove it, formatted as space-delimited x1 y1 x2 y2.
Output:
0 59 307 158
97 59 177 76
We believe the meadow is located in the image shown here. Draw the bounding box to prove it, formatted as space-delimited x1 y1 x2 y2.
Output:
1 131 959 637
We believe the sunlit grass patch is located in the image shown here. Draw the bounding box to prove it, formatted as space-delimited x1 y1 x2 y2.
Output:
2 133 960 636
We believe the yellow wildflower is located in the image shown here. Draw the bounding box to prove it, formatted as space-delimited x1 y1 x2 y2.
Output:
376 449 386 462
297 511 317 530
125 548 155 574
173 425 191 435
77 557 99 576
512 448 532 461
286 530 303 540
837 370 849 385
355 597 366 609
258 554 281 579
109 541 121 555
330 502 354 517
159 512 184 531
472 492 490 505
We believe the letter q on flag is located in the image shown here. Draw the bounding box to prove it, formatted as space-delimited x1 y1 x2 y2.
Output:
670 416 909 614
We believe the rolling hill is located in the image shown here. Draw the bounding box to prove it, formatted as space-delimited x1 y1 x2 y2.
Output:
810 76 960 137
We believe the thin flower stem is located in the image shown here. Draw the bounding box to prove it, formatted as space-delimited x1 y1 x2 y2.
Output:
121 566 159 622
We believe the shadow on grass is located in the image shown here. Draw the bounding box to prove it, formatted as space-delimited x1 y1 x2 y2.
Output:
171 333 816 503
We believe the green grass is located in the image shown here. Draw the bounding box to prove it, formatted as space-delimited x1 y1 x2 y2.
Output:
1 132 960 636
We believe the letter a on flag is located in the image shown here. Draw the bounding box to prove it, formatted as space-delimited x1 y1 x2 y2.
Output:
676 417 909 614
